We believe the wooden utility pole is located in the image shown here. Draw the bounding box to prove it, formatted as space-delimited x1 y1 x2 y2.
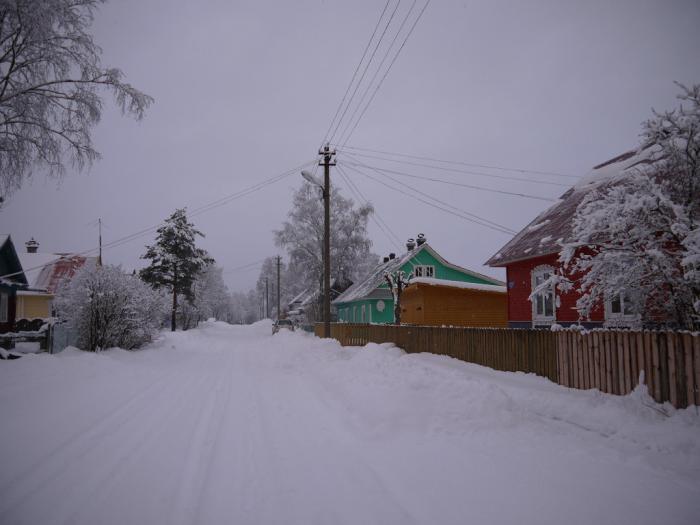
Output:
265 277 269 319
320 144 336 337
276 255 281 320
98 218 103 266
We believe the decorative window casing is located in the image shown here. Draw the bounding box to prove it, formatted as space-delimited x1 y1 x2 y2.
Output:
531 265 556 325
361 305 366 323
413 265 435 278
605 290 640 327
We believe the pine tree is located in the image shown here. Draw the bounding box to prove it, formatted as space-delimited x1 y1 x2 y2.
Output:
140 209 213 331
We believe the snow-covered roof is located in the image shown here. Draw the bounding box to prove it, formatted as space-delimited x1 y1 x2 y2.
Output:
485 145 660 267
16 252 97 293
334 243 503 304
18 252 64 288
409 277 506 293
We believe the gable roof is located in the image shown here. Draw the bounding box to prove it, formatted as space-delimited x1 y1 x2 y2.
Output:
334 242 503 304
0 235 28 285
485 145 661 267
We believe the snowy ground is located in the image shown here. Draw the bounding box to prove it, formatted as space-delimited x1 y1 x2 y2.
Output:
1 321 699 525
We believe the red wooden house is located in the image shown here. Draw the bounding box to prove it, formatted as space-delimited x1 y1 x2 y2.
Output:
485 148 657 329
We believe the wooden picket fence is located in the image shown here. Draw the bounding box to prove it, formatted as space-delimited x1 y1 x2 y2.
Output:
316 323 700 408
556 330 699 408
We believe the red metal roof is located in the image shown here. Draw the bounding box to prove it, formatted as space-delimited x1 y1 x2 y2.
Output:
35 256 96 293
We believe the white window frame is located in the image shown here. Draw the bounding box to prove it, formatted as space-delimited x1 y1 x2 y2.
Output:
361 304 366 323
352 306 357 322
0 292 8 323
413 265 435 278
604 290 640 327
531 265 556 325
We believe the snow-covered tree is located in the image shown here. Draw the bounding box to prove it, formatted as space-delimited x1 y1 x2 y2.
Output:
553 83 700 329
54 264 166 351
384 270 408 324
0 0 153 201
140 209 213 331
254 257 291 320
178 264 230 329
274 182 378 303
227 290 260 324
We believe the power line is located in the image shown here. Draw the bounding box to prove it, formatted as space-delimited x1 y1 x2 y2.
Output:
342 158 557 202
338 150 569 187
346 161 517 234
327 0 402 145
338 0 432 147
335 143 578 179
334 0 419 146
0 160 317 281
336 164 403 251
222 258 268 275
340 161 516 235
321 0 393 145
337 163 403 247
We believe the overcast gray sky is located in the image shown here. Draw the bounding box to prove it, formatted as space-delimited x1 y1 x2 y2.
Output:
2 0 699 291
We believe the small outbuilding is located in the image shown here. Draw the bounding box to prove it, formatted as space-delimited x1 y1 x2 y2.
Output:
400 277 507 328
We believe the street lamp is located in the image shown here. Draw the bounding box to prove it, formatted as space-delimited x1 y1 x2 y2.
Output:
301 144 335 337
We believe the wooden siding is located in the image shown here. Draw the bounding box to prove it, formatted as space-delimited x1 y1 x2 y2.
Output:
505 254 604 326
16 294 51 320
316 323 700 408
401 284 507 328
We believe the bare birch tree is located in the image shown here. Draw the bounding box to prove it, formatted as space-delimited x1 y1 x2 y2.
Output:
0 0 153 201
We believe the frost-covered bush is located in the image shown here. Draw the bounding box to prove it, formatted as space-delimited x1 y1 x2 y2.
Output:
55 264 167 351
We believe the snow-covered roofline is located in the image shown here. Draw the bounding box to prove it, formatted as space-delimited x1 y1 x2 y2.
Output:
409 277 506 293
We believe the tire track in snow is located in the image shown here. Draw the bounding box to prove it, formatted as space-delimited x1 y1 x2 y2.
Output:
169 349 236 525
53 371 211 525
0 361 198 521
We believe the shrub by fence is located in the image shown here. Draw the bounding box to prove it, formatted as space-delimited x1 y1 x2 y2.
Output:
316 323 699 408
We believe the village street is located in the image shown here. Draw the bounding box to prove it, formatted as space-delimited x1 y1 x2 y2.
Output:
1 321 699 525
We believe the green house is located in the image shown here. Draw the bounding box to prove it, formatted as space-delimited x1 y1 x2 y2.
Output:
333 238 503 324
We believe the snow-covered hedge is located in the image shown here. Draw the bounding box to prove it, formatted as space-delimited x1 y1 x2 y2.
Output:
55 264 167 351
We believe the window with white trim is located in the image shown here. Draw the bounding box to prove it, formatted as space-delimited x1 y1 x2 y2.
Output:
605 290 639 326
413 265 435 278
0 292 8 323
531 266 555 324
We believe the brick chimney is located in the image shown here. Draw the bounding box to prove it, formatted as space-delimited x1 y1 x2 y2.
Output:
25 237 39 253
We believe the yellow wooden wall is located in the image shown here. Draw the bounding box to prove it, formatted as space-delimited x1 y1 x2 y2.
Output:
16 294 52 320
401 284 507 328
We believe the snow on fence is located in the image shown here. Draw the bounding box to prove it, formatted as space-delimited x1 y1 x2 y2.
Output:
316 323 700 408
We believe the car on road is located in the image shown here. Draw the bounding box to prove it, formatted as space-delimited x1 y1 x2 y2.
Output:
272 319 295 334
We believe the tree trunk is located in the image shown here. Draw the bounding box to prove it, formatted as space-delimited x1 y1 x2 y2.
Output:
171 288 177 332
395 282 402 325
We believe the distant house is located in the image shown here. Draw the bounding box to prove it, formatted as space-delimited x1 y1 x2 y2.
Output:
0 235 28 332
485 148 658 329
401 278 507 328
288 278 353 324
334 234 504 324
16 238 96 320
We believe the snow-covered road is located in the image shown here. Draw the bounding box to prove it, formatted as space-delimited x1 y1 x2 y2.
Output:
1 321 699 525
